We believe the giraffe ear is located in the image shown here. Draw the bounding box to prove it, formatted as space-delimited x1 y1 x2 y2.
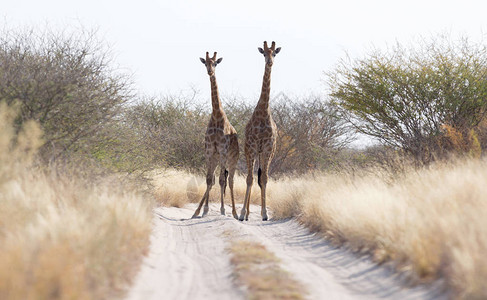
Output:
258 47 264 54
274 47 281 54
200 58 206 64
216 57 223 64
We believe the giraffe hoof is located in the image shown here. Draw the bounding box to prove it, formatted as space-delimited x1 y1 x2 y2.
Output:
220 208 225 215
191 214 198 219
232 212 238 219
262 217 268 221
239 210 246 221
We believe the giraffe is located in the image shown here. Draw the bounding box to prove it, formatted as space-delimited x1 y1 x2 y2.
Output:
192 51 239 219
239 41 281 221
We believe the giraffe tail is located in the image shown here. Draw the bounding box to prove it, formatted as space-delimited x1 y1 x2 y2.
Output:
257 167 262 188
224 169 229 195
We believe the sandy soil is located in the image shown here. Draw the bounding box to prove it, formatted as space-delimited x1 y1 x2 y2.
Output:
125 204 446 300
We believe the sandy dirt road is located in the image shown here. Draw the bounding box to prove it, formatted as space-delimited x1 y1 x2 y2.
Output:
126 204 446 300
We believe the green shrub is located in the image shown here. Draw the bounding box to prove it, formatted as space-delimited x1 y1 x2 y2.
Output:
0 27 132 164
328 35 487 163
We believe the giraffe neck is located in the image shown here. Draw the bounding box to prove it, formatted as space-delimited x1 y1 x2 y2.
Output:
256 64 272 112
210 74 225 119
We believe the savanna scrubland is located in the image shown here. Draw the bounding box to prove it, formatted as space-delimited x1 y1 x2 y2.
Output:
1 26 487 299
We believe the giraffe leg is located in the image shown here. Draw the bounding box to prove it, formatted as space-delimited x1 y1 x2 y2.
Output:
260 176 269 221
193 185 210 219
245 194 250 221
218 148 229 216
228 168 238 219
228 135 239 219
239 178 252 221
260 155 272 221
192 158 217 218
239 158 254 221
218 166 228 216
202 173 215 217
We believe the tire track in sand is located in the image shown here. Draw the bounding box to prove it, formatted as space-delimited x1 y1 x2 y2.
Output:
126 204 446 300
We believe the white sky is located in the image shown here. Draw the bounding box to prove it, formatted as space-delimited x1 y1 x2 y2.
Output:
3 0 487 102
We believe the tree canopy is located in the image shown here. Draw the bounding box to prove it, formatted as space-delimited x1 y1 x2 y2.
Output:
328 36 487 162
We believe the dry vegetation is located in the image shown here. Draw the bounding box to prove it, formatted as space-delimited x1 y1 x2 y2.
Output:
0 103 153 299
151 168 261 207
228 240 306 300
0 27 157 300
128 93 351 176
3 25 487 300
267 159 487 299
154 158 487 299
130 34 487 299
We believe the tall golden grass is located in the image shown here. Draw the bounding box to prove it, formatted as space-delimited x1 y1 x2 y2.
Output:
267 160 487 299
0 103 153 300
151 169 260 207
155 160 487 299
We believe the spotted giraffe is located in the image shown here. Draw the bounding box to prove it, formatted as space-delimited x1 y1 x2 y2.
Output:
239 41 281 221
192 52 239 219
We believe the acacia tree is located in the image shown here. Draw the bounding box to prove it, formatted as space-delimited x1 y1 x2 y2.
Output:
125 95 208 173
225 94 353 175
127 93 353 175
328 36 487 162
271 94 353 173
0 27 132 162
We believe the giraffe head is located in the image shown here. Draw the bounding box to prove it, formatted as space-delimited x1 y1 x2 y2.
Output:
200 52 223 76
258 41 281 67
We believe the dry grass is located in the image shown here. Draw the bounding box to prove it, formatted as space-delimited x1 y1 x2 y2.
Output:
151 156 487 298
152 168 259 207
0 103 153 300
267 160 487 299
228 240 306 300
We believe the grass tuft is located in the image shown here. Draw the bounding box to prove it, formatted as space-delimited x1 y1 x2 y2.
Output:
267 159 487 298
228 240 306 300
0 103 153 300
152 157 487 298
151 169 259 206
